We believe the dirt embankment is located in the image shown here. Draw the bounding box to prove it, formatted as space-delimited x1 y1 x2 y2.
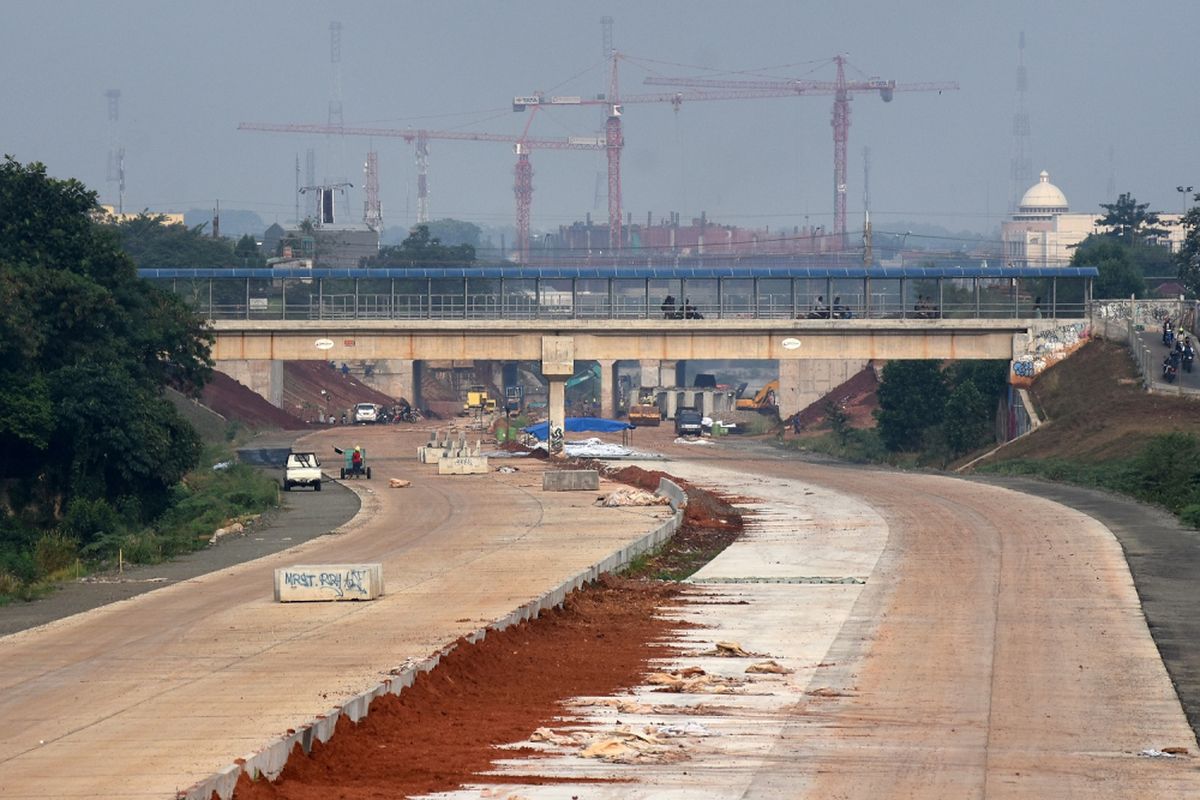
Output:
983 339 1200 464
789 363 880 434
201 371 310 430
230 577 684 799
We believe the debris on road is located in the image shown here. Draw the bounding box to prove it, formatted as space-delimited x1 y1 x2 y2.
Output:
646 667 741 694
388 478 411 488
746 659 794 675
702 640 762 657
597 487 671 507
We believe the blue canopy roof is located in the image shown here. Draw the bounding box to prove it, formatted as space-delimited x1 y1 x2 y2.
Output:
522 417 634 441
138 264 1099 280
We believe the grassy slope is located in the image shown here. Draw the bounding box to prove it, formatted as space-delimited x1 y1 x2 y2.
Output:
978 340 1200 465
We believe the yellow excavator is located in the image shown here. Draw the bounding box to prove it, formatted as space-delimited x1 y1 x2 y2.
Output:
461 385 498 415
735 380 778 411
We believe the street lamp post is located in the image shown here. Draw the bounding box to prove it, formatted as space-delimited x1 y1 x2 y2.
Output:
1176 185 1192 253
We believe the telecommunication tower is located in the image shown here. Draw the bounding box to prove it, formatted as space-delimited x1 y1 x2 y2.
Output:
105 89 125 214
1009 31 1033 211
363 151 382 230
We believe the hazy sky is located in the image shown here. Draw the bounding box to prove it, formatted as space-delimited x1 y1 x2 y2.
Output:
4 0 1198 240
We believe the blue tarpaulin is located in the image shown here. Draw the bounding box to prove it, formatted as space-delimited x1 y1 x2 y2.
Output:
522 417 633 441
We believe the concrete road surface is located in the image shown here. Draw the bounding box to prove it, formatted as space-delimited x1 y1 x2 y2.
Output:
451 430 1200 798
0 427 670 798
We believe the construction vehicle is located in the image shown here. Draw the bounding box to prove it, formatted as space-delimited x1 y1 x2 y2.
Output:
736 380 778 411
627 388 661 426
461 385 498 415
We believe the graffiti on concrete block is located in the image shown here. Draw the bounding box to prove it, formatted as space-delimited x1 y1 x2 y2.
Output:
282 567 371 598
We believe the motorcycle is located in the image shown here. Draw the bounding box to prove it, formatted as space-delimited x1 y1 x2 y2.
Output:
1184 350 1195 374
1163 362 1178 384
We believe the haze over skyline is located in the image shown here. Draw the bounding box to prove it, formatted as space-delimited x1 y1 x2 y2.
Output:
3 0 1198 242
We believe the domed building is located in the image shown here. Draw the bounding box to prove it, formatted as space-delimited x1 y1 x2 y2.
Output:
1001 170 1182 267
1001 171 1098 267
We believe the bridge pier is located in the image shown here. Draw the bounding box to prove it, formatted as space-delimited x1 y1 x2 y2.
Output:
217 359 283 407
366 359 422 406
777 358 869 420
598 359 617 419
541 336 574 457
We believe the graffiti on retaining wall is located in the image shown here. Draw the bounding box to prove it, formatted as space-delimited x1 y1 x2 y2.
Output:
1092 299 1197 331
1011 321 1091 385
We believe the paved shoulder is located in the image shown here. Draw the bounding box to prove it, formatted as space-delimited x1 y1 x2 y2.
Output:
974 473 1200 740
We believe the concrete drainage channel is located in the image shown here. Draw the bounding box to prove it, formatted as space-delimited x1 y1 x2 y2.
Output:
179 479 686 800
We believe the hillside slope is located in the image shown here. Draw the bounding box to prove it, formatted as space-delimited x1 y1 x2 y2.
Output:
980 340 1200 465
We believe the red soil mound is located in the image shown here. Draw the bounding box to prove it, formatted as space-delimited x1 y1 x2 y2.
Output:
790 363 880 432
201 372 309 430
282 362 400 423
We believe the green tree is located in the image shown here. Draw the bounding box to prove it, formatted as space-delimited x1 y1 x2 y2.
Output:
823 400 851 444
1070 236 1146 298
0 157 211 538
233 234 263 266
368 224 475 266
1098 192 1167 244
943 380 993 455
425 218 482 249
107 212 240 268
874 360 947 451
1178 199 1200 297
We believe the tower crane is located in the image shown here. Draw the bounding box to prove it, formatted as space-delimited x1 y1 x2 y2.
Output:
642 55 958 247
511 57 800 252
238 118 605 261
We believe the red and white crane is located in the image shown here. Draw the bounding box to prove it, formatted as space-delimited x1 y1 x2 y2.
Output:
511 58 796 252
238 118 605 261
642 55 958 247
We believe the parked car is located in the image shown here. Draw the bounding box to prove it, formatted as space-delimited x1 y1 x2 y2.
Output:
283 452 322 491
674 407 703 437
353 402 379 424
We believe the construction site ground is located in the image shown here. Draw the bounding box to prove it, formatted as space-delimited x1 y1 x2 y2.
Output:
0 426 672 798
5 351 1200 797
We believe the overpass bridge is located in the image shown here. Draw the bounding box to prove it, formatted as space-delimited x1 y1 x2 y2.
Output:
141 265 1097 436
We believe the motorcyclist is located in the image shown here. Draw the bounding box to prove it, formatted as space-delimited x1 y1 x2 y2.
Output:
1163 318 1173 346
1163 355 1177 383
1183 338 1196 373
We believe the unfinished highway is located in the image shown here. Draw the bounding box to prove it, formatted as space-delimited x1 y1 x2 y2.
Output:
1 426 1197 798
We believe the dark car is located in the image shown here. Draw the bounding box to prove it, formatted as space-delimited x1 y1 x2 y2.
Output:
675 408 703 437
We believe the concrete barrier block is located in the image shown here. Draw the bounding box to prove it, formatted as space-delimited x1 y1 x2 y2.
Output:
438 455 489 475
543 469 600 491
274 564 383 602
656 478 687 510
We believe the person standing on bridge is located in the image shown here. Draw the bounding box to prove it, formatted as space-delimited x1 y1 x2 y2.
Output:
661 294 677 319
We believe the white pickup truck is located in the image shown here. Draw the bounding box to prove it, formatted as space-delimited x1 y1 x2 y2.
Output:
283 452 322 491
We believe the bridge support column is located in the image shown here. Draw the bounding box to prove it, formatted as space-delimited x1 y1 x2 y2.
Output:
541 336 574 457
217 359 283 407
777 358 869 420
639 360 658 391
597 359 617 419
366 359 421 406
660 360 685 388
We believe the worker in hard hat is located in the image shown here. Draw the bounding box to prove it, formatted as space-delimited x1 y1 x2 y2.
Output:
351 446 363 473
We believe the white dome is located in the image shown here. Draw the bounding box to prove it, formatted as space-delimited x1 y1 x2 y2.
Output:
1019 170 1069 212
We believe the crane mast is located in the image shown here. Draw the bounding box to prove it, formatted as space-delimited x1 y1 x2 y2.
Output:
643 55 958 248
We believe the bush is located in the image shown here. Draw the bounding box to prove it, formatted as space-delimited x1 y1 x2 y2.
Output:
33 532 77 575
60 497 125 548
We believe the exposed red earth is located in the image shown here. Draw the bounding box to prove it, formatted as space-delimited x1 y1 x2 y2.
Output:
229 577 686 800
200 371 310 429
229 465 742 799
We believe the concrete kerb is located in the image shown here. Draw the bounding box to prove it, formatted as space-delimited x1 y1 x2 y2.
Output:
657 478 687 511
180 509 681 799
